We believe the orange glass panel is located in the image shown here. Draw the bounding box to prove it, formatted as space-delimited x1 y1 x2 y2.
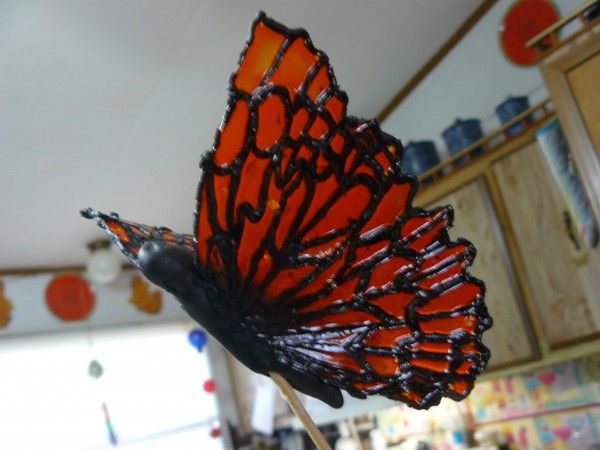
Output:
417 282 482 315
365 354 400 377
235 152 270 217
212 174 232 231
269 38 319 99
256 94 287 150
307 65 331 101
370 292 412 317
420 315 478 335
411 358 450 374
369 256 413 289
290 108 310 140
360 183 411 234
214 99 250 167
365 327 411 347
324 95 345 124
304 184 371 241
234 22 285 94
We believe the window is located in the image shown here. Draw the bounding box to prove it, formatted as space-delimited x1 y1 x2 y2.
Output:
0 322 224 450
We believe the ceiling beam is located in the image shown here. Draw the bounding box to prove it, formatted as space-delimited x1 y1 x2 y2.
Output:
377 0 498 123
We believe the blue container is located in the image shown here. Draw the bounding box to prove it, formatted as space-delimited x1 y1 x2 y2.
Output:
441 118 484 166
495 95 532 137
401 140 440 180
583 3 600 21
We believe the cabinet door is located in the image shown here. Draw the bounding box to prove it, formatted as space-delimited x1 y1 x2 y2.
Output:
542 34 600 226
428 179 536 369
493 142 600 348
567 51 600 155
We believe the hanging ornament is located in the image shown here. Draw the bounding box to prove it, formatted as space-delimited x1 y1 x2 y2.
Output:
130 276 162 314
203 379 217 393
102 402 118 446
209 422 221 438
86 239 122 284
499 0 559 66
0 280 13 328
188 328 207 352
46 273 95 321
88 359 104 379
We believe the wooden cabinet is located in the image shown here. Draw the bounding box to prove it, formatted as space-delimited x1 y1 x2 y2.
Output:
427 180 536 369
541 31 600 227
493 142 600 348
413 104 600 377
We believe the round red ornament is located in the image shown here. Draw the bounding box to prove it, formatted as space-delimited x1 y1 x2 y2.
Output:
499 0 559 66
46 273 95 321
203 379 217 393
209 426 221 438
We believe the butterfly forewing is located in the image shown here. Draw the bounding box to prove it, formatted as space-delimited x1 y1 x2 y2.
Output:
194 13 491 409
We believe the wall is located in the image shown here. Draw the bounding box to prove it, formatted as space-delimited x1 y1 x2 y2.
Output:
382 0 582 159
375 352 600 448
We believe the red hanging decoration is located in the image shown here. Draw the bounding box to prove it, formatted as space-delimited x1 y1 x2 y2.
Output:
499 0 559 66
203 379 217 393
46 273 95 321
209 425 221 438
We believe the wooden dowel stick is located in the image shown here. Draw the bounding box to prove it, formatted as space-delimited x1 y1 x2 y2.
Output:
269 372 333 450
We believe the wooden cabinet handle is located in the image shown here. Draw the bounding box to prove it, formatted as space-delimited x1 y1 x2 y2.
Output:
562 210 581 250
562 210 589 265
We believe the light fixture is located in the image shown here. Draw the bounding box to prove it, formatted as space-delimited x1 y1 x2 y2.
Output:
86 239 122 284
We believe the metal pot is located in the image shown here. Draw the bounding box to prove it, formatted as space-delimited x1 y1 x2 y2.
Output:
441 118 484 165
495 95 532 137
401 140 440 179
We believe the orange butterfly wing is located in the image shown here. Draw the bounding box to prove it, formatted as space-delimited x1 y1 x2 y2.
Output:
195 13 491 408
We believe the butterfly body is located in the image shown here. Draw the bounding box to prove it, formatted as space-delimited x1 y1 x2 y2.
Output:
137 241 345 407
82 12 491 410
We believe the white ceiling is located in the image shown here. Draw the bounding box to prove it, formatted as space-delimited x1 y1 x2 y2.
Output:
0 0 483 270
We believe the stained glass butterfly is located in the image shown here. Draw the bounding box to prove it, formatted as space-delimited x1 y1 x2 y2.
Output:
82 12 492 409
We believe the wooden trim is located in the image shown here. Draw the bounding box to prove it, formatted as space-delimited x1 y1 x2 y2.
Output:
540 33 600 225
0 265 86 276
415 99 553 186
532 16 600 62
377 0 497 123
414 108 556 206
0 263 133 277
480 339 600 382
475 401 600 426
480 173 542 359
482 169 547 358
526 0 599 48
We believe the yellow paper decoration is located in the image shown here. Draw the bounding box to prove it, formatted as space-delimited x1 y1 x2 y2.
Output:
0 280 13 328
130 276 162 314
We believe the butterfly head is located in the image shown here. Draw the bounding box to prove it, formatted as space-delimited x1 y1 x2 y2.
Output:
138 241 194 295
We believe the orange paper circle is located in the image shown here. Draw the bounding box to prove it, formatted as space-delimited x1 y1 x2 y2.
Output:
500 0 559 66
46 274 95 321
